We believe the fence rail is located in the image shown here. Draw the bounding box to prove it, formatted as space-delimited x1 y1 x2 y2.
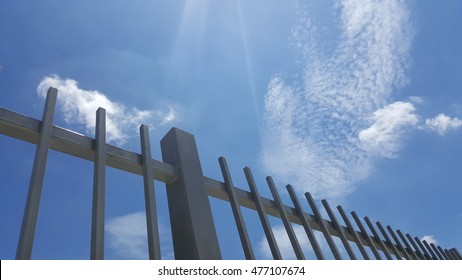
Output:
1 88 460 260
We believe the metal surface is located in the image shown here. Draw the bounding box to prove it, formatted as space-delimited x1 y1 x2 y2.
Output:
286 185 325 260
244 167 282 260
140 125 161 260
160 128 221 259
414 237 431 260
364 217 392 260
376 222 401 259
386 226 411 260
437 246 449 260
422 240 438 260
90 108 106 260
16 88 57 260
397 230 419 260
266 177 304 260
0 108 177 183
305 192 342 260
351 212 382 260
430 243 444 260
450 248 462 260
406 234 424 260
2 91 460 260
444 249 454 260
337 206 370 260
322 200 356 260
219 157 255 260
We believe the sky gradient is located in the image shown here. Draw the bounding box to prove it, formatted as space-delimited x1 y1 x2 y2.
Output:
1 0 461 259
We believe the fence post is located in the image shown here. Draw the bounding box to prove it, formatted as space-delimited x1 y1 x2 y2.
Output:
160 128 221 259
16 87 57 260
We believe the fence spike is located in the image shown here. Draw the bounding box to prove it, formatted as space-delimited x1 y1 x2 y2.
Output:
305 192 342 260
140 125 161 260
322 200 356 259
244 167 282 259
16 87 57 260
266 177 305 260
386 226 411 260
376 222 401 260
337 206 370 260
351 212 382 260
286 185 325 260
219 157 255 260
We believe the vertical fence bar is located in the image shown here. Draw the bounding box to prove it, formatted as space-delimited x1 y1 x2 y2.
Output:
140 125 161 260
406 234 424 259
286 185 325 260
322 200 356 260
90 108 106 260
337 206 370 260
422 240 438 260
16 88 57 260
444 249 454 260
219 157 255 260
450 248 462 260
364 217 392 260
305 192 342 260
430 243 444 260
386 226 411 260
397 229 418 259
437 246 449 260
244 167 282 260
351 212 381 260
414 237 431 260
266 177 304 260
160 128 221 259
376 222 401 259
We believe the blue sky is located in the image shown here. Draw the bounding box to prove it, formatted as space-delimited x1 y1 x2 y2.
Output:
1 0 461 259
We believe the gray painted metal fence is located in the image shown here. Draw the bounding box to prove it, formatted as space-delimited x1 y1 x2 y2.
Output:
1 88 460 260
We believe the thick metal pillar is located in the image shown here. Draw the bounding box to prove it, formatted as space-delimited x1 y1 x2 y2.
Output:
16 87 57 260
140 125 161 260
90 108 106 260
160 128 221 259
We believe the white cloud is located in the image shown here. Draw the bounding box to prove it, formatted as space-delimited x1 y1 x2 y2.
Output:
425 114 462 136
37 75 177 145
105 211 172 259
359 102 419 158
420 235 438 245
262 0 414 199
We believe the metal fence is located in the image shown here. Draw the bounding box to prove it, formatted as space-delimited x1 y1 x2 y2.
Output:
1 87 460 260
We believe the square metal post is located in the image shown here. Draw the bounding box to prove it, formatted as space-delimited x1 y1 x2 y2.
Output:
160 128 221 259
16 87 57 260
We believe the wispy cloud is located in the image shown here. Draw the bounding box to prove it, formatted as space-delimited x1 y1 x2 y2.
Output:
37 75 177 145
105 211 172 259
261 0 461 199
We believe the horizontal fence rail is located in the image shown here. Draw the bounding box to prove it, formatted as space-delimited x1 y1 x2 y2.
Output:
0 88 460 260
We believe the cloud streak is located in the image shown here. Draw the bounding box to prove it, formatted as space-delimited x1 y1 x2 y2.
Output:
37 75 177 145
261 0 462 200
